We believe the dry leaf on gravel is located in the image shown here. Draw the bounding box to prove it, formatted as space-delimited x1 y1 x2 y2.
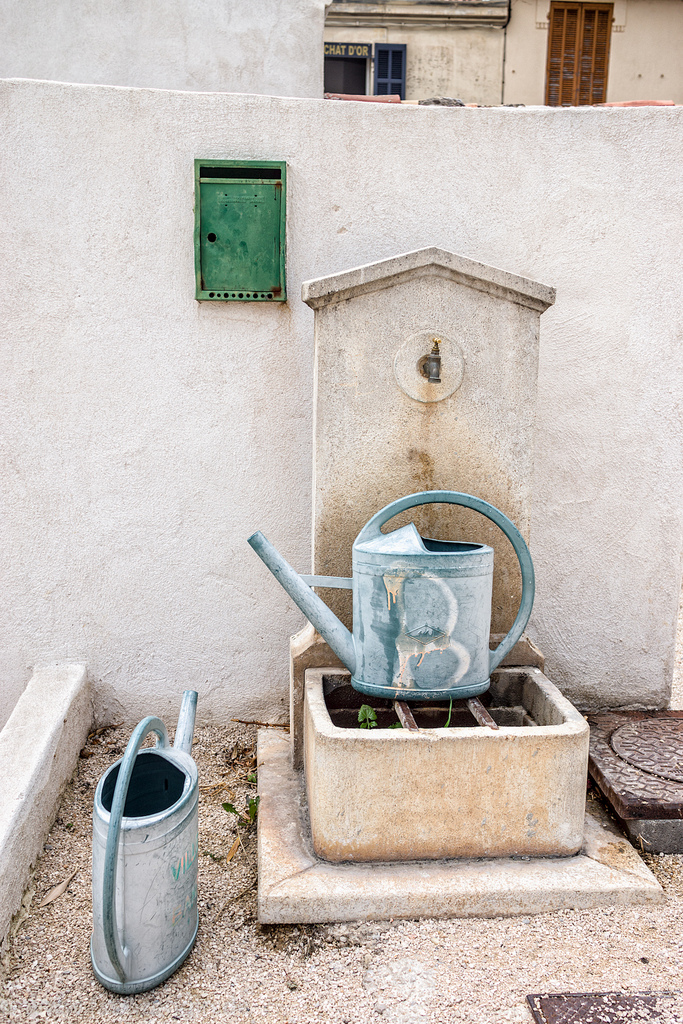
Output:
39 868 78 907
225 837 241 863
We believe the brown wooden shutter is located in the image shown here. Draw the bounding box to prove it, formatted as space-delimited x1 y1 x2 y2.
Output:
546 3 613 106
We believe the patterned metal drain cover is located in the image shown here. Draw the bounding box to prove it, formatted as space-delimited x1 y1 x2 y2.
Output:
526 991 676 1023
611 719 683 784
588 711 683 819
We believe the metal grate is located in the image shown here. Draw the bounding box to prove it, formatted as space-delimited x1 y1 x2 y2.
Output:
526 991 677 1023
588 711 683 819
611 719 683 784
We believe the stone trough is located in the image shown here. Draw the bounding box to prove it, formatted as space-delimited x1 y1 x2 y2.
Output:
304 667 588 863
256 638 663 925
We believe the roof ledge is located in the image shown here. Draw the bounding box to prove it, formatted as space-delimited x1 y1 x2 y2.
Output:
302 248 556 312
326 1 509 29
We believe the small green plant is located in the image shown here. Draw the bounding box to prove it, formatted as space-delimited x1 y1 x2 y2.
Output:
246 796 259 823
203 849 224 863
246 770 257 784
358 705 378 729
389 721 403 729
444 697 453 729
223 795 260 827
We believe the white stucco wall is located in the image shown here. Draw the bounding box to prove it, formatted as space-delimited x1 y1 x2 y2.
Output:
0 79 681 728
0 0 326 97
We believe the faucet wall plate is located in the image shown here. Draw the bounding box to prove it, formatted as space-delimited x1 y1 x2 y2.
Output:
394 330 465 403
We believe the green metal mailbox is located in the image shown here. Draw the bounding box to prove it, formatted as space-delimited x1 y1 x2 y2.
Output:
194 161 286 302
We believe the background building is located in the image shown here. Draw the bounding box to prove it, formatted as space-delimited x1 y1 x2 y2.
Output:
324 0 683 104
1 0 680 105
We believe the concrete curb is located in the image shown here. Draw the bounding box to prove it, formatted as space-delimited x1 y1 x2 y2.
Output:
0 664 91 946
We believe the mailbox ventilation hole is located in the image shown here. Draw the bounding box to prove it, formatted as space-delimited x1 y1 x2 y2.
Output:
205 290 277 300
207 233 217 243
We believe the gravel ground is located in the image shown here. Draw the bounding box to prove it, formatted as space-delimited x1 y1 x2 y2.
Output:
1 722 682 1023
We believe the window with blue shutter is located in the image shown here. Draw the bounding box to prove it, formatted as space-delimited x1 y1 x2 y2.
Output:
374 44 406 99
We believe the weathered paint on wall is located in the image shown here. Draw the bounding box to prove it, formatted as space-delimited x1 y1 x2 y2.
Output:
0 80 681 728
0 0 326 97
325 23 505 104
504 0 683 105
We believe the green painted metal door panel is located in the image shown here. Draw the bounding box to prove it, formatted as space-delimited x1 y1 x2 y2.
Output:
200 180 282 293
194 161 286 302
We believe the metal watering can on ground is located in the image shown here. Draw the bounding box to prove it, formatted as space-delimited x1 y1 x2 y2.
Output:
249 491 534 702
91 690 199 994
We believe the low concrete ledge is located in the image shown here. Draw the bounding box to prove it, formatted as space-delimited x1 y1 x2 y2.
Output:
0 664 91 946
257 730 663 925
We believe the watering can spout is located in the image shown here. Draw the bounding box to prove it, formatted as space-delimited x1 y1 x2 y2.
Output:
173 690 198 754
248 531 357 675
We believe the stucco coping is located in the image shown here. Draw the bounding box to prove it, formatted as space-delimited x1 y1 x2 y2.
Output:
301 247 556 312
257 729 662 924
0 664 91 947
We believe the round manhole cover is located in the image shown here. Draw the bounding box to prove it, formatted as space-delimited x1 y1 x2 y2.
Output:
611 718 683 783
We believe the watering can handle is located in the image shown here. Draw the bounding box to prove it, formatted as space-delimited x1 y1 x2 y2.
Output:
102 717 169 983
355 490 535 673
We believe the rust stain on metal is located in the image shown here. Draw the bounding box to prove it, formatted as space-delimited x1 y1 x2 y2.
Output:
467 697 499 730
384 575 402 610
393 700 419 732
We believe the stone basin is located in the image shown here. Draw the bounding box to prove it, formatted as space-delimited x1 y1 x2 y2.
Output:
304 666 589 862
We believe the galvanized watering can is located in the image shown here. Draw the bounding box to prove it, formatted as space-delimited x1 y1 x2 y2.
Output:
249 491 534 702
91 691 199 994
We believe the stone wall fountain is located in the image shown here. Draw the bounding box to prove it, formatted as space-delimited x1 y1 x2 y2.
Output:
254 248 662 923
